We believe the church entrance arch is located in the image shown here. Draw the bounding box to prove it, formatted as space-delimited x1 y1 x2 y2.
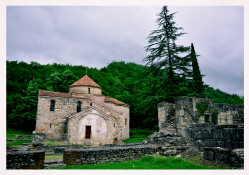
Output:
77 113 108 145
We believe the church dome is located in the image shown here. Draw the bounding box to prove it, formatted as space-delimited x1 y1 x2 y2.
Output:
69 75 102 96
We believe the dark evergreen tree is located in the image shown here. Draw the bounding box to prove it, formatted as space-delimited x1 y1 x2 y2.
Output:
190 43 204 97
143 6 191 102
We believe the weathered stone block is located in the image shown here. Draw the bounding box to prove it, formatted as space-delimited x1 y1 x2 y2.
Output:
7 151 45 169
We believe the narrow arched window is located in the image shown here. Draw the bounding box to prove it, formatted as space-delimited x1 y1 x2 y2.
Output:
77 101 81 112
88 88 91 94
50 100 55 111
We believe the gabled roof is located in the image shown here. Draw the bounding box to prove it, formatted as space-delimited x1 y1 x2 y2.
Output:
38 90 88 99
104 96 125 105
38 90 128 106
67 106 117 121
70 75 101 88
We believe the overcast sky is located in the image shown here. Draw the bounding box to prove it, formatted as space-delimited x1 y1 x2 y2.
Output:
6 6 244 96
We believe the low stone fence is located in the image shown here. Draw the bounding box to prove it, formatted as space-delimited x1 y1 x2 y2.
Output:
34 142 146 155
7 150 45 169
183 123 243 151
63 145 158 165
35 145 87 155
203 147 244 167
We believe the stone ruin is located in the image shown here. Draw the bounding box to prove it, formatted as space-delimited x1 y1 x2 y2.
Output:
7 96 244 169
147 96 244 167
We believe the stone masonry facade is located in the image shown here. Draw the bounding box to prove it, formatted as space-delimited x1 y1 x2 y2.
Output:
156 96 244 167
35 75 129 146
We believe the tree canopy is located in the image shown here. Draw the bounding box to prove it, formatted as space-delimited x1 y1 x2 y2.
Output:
144 6 192 102
7 60 243 131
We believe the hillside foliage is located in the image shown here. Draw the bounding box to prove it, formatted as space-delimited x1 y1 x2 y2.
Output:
7 60 243 131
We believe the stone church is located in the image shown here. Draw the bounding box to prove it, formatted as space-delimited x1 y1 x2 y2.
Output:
35 75 129 146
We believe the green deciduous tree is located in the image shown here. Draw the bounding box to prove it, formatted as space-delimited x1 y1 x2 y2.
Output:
46 69 77 93
8 78 45 131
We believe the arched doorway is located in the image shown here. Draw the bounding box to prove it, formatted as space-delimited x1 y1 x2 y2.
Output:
77 113 107 146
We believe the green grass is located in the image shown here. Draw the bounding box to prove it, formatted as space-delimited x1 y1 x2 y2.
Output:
7 128 32 140
123 128 157 143
122 136 147 143
45 154 63 161
7 140 32 146
52 156 225 169
44 140 70 146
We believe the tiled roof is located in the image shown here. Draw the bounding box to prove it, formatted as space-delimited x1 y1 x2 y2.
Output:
38 90 127 106
70 75 101 88
104 96 125 105
38 90 88 99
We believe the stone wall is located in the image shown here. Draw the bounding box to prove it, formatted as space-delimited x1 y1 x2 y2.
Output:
174 97 244 130
69 86 102 96
35 145 88 154
63 145 158 165
36 94 129 145
183 123 243 151
158 102 175 131
203 147 244 167
175 97 214 129
157 97 244 167
7 151 45 169
214 103 244 125
36 96 84 140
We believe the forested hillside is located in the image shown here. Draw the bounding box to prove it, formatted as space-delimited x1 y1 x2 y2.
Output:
7 60 243 131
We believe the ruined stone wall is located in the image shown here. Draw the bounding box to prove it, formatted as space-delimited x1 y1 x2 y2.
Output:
203 147 244 167
175 97 213 130
158 102 175 131
214 103 244 125
35 145 87 155
158 97 244 133
7 151 45 169
63 145 157 165
183 123 244 151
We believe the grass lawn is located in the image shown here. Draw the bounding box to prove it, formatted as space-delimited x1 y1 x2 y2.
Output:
7 128 33 148
44 140 70 146
122 136 147 143
122 128 156 143
52 156 226 169
7 128 32 139
45 154 63 161
7 140 32 146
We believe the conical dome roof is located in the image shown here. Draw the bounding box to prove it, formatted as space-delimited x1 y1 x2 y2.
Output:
70 75 101 88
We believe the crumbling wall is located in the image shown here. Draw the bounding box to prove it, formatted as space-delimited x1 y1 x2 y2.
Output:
63 145 158 165
158 102 175 131
183 123 244 151
174 97 213 130
157 97 244 167
7 151 45 169
159 97 244 131
214 103 244 125
203 147 243 167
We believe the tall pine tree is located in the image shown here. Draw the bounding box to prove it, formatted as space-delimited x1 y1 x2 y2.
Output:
143 6 191 102
190 43 204 97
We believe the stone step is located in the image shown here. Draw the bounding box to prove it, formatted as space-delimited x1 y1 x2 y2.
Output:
159 146 189 156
